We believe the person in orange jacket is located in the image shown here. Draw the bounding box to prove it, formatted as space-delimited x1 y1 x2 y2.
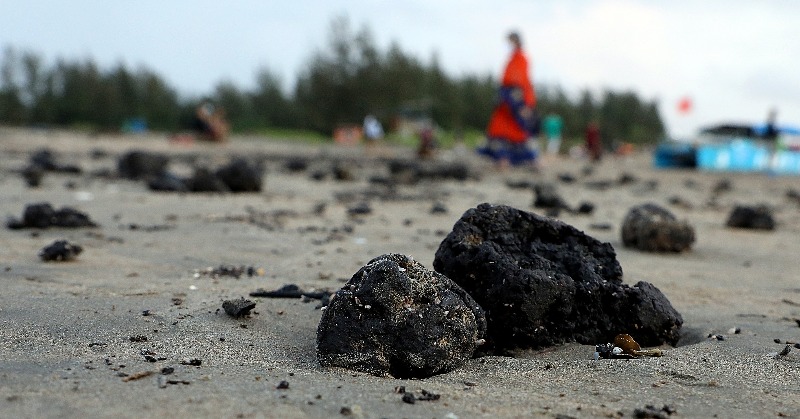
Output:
479 31 539 167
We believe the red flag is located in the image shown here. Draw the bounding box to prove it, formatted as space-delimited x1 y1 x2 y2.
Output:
677 96 692 114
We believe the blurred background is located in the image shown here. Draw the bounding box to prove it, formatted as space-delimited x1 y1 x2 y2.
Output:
0 0 797 147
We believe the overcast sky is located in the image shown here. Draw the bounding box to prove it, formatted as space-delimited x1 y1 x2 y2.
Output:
2 1 798 137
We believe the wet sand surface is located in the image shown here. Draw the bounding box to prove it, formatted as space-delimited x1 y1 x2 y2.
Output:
1 127 799 418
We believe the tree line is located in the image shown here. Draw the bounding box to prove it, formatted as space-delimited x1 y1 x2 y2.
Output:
0 17 664 144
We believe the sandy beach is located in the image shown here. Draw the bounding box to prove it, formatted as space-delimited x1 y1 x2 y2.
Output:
1 126 799 418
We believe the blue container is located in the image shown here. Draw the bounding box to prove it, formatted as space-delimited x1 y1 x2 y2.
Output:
653 142 697 168
771 150 800 174
697 139 770 172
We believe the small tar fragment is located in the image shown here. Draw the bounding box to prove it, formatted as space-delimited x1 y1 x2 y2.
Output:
222 297 256 318
250 284 329 300
39 240 83 261
122 370 154 382
276 380 290 390
778 345 791 356
180 358 202 366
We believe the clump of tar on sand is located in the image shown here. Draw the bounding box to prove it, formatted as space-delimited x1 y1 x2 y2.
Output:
316 253 486 378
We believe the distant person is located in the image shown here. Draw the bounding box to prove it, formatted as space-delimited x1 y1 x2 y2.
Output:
585 121 602 161
363 114 384 145
417 122 438 159
763 108 779 140
542 113 563 155
194 101 230 142
478 31 538 168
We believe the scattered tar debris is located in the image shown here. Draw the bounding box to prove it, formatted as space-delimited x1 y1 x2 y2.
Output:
708 334 726 341
728 327 741 334
621 203 695 252
7 202 99 229
400 388 441 404
634 404 676 418
29 148 82 174
22 164 44 187
193 265 264 279
121 371 155 382
557 173 576 183
180 358 202 366
416 389 441 401
276 380 290 390
38 240 83 261
118 150 169 180
339 407 353 416
430 202 448 214
347 202 372 216
778 345 792 356
222 297 256 318
127 223 174 232
250 284 330 301
505 179 535 189
726 205 775 230
533 183 570 212
129 335 148 343
215 157 264 192
160 367 174 375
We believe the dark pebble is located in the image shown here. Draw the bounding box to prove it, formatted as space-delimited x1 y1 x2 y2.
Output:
276 380 290 390
401 393 416 404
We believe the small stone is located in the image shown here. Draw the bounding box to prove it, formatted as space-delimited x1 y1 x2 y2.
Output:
276 380 290 390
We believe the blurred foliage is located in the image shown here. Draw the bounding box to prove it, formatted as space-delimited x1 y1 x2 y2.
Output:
0 17 664 145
